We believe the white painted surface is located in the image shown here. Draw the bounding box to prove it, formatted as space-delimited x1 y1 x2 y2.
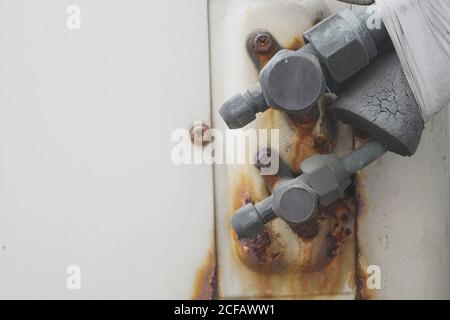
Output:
0 0 213 299
358 108 450 299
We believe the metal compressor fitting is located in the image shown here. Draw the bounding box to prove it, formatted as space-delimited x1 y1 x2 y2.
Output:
300 154 352 207
303 6 380 86
259 48 327 113
219 4 389 130
230 139 388 239
272 178 318 226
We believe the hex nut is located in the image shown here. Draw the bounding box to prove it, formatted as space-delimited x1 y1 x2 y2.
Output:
304 10 372 83
300 154 352 206
259 49 326 113
272 178 318 225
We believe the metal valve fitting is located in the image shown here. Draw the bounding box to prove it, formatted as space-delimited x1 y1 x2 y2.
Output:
231 138 387 239
220 4 388 129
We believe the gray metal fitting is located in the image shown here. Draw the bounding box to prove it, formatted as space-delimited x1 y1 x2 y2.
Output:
300 154 352 207
219 4 389 130
219 83 269 129
303 8 377 84
230 139 388 239
272 178 318 226
231 196 275 239
259 48 326 113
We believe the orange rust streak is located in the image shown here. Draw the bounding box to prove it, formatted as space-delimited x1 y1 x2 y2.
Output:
228 88 355 297
354 252 373 300
261 175 280 193
191 249 217 300
258 55 273 69
256 36 304 71
226 28 359 298
353 172 374 300
286 36 305 51
290 124 318 172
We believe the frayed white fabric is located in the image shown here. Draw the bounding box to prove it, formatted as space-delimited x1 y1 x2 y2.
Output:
377 0 450 121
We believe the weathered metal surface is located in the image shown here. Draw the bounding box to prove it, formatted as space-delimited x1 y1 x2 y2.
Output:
210 0 450 300
246 30 282 70
190 122 212 146
192 249 218 300
355 108 450 299
0 0 214 299
210 0 357 299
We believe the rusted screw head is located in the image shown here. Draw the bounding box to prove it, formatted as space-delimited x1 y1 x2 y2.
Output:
255 147 273 170
248 31 274 55
293 218 319 240
190 122 211 146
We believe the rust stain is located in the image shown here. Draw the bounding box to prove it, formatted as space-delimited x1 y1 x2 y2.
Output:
261 174 280 192
232 173 267 210
227 66 355 297
297 196 356 273
239 231 273 272
288 98 334 173
354 251 373 300
286 36 305 51
352 171 374 300
224 28 360 299
191 249 218 300
249 34 304 71
231 174 288 274
354 172 370 219
247 30 282 70
290 123 319 172
293 218 320 240
230 172 357 297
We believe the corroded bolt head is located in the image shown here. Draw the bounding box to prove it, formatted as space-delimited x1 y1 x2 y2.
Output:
255 147 273 170
189 122 211 146
248 31 274 55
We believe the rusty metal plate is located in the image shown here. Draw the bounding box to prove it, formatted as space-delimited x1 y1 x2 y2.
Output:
209 0 360 299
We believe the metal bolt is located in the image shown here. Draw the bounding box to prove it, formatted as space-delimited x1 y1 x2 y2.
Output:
248 31 274 55
189 122 211 146
255 147 293 191
255 147 273 171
